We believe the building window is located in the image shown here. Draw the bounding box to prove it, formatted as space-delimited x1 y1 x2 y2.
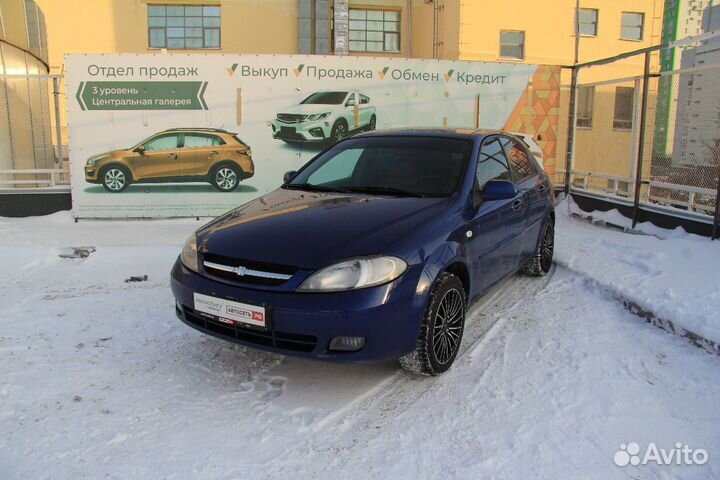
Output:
148 4 221 49
578 8 598 36
621 12 644 41
613 86 634 130
576 86 595 128
499 31 524 60
348 8 400 53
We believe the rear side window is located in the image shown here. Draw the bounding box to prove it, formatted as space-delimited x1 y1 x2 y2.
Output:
500 137 536 182
476 138 513 190
183 134 224 148
360 94 370 104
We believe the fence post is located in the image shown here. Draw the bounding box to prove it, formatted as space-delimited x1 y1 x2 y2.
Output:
713 176 720 240
631 53 652 229
52 77 63 165
564 67 578 195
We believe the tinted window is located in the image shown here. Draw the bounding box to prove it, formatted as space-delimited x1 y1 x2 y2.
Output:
360 94 370 104
501 137 536 181
184 134 223 148
300 92 347 105
288 137 471 198
144 134 179 151
476 138 512 190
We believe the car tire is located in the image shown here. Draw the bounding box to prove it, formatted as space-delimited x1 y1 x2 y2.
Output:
368 115 376 131
330 120 348 143
399 272 466 376
101 165 131 193
211 164 241 192
522 217 554 276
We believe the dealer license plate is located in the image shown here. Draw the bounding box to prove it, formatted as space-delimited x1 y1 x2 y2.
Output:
193 292 267 329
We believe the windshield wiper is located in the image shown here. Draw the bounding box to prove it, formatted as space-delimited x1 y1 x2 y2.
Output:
343 185 425 198
284 183 350 193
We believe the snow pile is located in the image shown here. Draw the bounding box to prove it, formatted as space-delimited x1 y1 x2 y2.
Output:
556 197 720 344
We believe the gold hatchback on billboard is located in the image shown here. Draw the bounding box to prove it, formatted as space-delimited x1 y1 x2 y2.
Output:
84 128 254 192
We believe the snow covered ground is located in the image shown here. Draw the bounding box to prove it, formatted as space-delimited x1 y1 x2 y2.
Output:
1 204 719 479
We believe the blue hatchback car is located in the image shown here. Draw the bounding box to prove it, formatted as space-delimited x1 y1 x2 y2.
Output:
171 129 555 375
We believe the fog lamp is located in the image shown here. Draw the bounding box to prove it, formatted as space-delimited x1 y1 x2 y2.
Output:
329 336 366 352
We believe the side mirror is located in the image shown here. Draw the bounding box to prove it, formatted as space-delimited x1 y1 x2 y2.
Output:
136 145 145 155
482 180 517 201
346 100 355 107
283 170 297 183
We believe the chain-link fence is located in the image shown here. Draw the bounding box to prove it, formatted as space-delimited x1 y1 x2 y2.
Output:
0 73 68 189
564 32 720 237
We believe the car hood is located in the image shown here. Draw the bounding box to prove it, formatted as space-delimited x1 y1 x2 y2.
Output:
197 188 451 269
278 103 341 115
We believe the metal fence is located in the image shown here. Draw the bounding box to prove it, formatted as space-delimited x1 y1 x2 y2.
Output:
564 31 720 239
0 73 69 189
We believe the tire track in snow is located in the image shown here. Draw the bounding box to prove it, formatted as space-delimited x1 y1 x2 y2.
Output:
296 267 558 447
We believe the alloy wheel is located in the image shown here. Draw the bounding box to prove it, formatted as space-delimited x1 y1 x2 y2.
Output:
334 123 347 142
104 168 126 191
215 167 237 190
540 223 554 272
432 288 464 365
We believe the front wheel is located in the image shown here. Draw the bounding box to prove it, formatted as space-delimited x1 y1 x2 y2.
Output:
522 217 554 276
101 166 130 193
211 164 240 192
399 272 466 376
330 121 348 143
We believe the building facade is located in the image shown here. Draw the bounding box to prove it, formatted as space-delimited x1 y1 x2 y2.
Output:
32 0 665 180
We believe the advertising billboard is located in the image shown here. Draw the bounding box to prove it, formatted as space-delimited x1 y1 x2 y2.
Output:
66 54 559 218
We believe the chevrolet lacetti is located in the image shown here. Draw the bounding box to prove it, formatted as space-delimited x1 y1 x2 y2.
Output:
171 129 555 375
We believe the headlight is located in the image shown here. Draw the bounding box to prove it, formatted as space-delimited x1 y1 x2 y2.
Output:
306 112 331 121
180 234 199 273
298 256 407 292
86 154 108 165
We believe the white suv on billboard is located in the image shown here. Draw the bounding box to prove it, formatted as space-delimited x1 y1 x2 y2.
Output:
271 90 377 144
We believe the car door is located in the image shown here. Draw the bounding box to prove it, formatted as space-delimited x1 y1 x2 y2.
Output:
358 94 372 127
178 133 223 177
500 136 548 263
129 133 181 180
466 136 527 294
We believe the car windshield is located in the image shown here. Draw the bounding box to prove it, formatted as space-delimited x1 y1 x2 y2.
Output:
285 136 472 198
299 92 347 105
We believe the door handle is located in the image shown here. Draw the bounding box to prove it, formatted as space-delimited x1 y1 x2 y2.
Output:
210 150 220 155
167 153 177 158
512 199 524 210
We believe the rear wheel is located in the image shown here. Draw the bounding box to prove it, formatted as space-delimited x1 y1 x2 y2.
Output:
211 164 240 192
400 272 466 376
101 166 130 193
367 115 376 131
522 217 554 276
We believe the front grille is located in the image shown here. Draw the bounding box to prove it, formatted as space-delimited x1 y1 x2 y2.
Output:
183 307 317 353
202 252 297 286
277 113 307 124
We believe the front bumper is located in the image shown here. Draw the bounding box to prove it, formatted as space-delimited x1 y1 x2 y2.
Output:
271 118 331 142
170 258 426 362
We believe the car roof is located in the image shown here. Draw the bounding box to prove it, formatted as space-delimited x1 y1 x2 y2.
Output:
352 128 511 142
